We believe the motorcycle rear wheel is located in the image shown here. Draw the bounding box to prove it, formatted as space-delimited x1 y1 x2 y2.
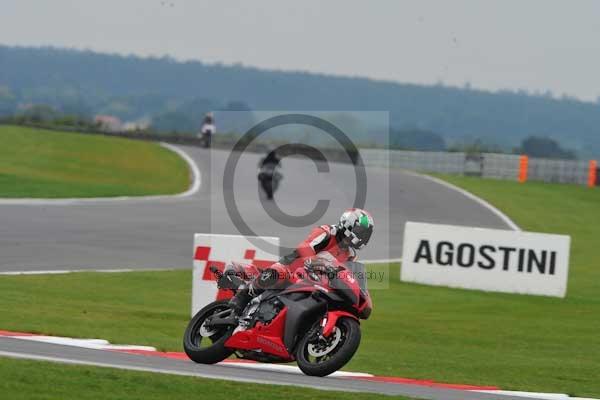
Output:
183 300 234 364
261 179 274 199
295 317 361 377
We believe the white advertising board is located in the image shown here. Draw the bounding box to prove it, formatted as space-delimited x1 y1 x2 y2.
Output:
401 222 570 297
192 234 280 315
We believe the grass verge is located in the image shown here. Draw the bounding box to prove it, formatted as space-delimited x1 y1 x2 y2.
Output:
0 125 189 197
0 264 598 396
0 357 409 400
0 177 598 396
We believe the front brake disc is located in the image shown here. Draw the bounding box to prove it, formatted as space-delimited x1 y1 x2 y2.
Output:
307 327 341 357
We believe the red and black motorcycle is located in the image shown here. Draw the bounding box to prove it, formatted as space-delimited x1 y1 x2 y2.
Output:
183 255 372 376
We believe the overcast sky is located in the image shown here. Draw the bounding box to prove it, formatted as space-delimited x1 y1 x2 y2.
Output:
2 0 599 102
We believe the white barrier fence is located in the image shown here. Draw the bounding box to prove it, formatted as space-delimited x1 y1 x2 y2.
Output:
360 148 596 185
401 222 571 297
191 234 280 316
527 158 589 185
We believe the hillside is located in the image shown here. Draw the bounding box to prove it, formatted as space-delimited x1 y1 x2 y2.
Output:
1 45 599 155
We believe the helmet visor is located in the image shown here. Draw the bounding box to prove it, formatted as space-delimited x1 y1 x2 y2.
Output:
350 225 373 249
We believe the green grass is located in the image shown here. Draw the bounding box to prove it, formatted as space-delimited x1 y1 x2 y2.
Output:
0 125 189 197
0 177 599 396
0 357 410 400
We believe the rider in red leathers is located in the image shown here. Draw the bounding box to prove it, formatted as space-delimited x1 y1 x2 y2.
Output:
228 208 374 315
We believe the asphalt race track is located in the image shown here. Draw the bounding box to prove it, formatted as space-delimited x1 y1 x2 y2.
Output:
0 145 514 272
0 337 529 400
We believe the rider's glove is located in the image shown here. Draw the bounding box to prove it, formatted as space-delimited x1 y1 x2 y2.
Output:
215 265 244 290
304 258 338 279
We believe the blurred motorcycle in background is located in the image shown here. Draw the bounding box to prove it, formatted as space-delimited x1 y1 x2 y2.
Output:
258 163 282 199
258 149 282 199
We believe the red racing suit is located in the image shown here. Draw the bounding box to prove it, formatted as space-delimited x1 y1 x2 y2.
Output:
283 224 356 265
227 224 358 313
253 224 356 291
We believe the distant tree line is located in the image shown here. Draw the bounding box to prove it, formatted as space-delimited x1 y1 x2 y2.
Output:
390 129 446 151
516 136 576 159
1 105 579 159
448 136 577 159
1 45 596 158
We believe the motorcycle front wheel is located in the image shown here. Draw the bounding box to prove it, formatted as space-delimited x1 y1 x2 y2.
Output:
183 300 234 364
295 317 361 377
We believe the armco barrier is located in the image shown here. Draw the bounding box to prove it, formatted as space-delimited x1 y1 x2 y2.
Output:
528 158 589 185
481 153 521 181
361 148 595 186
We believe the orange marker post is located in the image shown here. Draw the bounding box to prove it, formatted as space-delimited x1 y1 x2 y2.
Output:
588 160 597 188
518 155 528 183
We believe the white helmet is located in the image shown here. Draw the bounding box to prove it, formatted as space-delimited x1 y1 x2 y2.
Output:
338 208 374 249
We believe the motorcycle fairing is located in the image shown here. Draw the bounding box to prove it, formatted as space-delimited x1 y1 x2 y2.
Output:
328 269 361 306
223 293 327 360
279 295 326 353
224 307 291 360
322 310 358 337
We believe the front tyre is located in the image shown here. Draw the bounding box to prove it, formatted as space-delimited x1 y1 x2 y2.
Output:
183 300 234 364
295 317 361 377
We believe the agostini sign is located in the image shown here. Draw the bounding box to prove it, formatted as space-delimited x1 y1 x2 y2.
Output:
401 222 571 298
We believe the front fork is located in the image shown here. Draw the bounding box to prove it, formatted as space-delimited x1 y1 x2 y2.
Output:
320 310 358 337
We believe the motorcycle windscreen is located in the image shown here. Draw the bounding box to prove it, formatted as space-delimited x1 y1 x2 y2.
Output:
344 261 368 292
329 269 362 306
